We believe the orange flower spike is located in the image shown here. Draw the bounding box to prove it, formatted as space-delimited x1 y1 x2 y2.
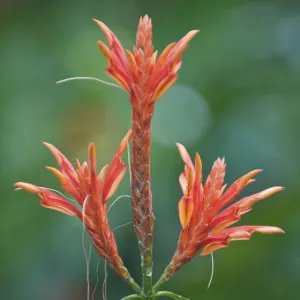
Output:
160 145 284 283
94 16 198 103
93 21 199 284
15 135 141 289
201 158 226 213
135 15 153 58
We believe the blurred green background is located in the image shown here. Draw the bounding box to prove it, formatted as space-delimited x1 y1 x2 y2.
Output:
1 0 299 299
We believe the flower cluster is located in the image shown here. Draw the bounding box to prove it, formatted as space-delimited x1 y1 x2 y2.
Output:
15 15 284 300
160 144 283 280
15 131 139 284
94 16 199 103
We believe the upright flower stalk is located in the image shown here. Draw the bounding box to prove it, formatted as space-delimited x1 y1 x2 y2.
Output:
15 15 284 300
94 15 198 298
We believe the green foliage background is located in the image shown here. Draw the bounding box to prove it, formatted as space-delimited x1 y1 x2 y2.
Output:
1 0 299 299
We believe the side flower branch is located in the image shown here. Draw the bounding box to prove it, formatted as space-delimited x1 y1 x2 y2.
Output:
154 144 284 290
15 131 141 293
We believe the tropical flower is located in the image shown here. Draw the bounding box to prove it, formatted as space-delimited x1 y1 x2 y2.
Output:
93 16 199 294
15 15 284 299
15 131 139 283
162 143 284 279
93 15 199 103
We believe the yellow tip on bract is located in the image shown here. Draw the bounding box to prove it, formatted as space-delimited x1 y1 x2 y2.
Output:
88 143 97 169
239 169 263 188
158 42 176 64
245 179 256 186
97 41 111 57
93 18 113 46
98 164 109 182
152 73 177 102
255 226 285 234
176 143 193 169
14 182 39 194
118 130 132 155
43 142 62 165
171 30 200 61
46 167 66 184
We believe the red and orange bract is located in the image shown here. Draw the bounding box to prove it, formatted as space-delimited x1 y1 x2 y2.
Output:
93 15 199 103
164 143 284 277
15 130 133 279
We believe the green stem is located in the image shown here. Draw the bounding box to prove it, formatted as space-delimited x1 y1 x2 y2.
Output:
155 291 190 300
127 277 142 294
153 273 169 292
142 256 153 298
121 294 143 300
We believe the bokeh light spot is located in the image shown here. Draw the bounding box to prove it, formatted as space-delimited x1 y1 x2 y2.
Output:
152 84 211 147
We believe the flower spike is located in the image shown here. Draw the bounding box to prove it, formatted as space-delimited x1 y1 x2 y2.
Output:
156 144 284 283
15 131 139 288
94 16 199 104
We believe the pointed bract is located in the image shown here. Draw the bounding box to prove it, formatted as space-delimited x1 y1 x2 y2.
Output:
200 226 284 256
178 196 194 229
